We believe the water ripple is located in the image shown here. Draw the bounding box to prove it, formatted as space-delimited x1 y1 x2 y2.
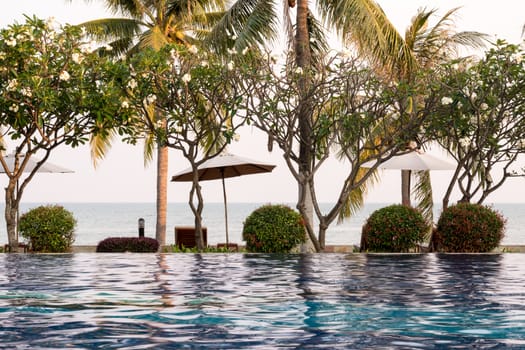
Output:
1 253 525 348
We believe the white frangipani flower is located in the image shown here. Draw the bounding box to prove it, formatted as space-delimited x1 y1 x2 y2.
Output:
459 137 471 148
227 48 237 55
59 70 70 81
480 102 489 111
200 60 208 67
182 73 191 83
188 45 198 54
9 104 19 112
121 100 129 108
242 47 249 55
72 52 83 64
295 67 303 74
20 87 32 97
175 125 183 133
441 96 453 105
6 38 16 47
7 79 18 91
127 79 137 90
146 94 157 105
227 61 234 71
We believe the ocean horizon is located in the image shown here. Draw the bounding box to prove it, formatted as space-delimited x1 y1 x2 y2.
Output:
1 202 524 247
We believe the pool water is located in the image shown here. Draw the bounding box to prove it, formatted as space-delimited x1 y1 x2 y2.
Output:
1 253 525 349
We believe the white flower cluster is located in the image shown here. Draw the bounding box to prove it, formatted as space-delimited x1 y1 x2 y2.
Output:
145 94 157 105
20 87 32 97
72 52 84 64
6 79 18 91
441 96 453 105
188 45 198 54
59 70 70 81
227 61 234 71
182 73 191 83
5 38 17 47
127 79 137 90
8 104 19 112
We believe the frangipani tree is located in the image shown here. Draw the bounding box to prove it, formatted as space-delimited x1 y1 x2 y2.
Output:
431 40 525 208
238 50 441 251
119 44 248 250
0 16 128 250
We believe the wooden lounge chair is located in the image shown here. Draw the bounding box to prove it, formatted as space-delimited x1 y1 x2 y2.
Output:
174 226 207 249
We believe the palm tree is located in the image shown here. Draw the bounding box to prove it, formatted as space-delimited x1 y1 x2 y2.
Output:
208 0 414 250
70 0 227 246
391 8 486 218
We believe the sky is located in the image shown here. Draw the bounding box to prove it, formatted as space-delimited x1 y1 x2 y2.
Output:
1 0 524 204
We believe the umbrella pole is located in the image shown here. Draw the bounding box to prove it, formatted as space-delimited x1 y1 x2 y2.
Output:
220 169 229 246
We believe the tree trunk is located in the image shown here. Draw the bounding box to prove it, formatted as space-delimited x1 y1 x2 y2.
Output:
189 177 205 251
295 0 317 252
401 169 411 206
5 179 19 252
156 144 168 246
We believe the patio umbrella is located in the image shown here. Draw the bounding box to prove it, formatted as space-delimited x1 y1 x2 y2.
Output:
1 153 74 174
0 152 74 239
361 150 456 206
171 153 276 245
360 151 456 171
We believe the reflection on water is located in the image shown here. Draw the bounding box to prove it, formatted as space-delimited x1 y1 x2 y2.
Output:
1 253 525 349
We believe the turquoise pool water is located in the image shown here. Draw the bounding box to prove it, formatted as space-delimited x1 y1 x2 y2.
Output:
1 253 525 349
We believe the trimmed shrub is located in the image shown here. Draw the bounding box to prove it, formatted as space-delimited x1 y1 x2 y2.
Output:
19 205 76 252
242 204 306 253
361 204 428 252
96 237 160 252
433 203 505 252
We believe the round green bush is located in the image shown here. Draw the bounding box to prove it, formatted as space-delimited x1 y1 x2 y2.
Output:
361 204 428 252
19 205 76 252
242 204 306 253
434 203 505 252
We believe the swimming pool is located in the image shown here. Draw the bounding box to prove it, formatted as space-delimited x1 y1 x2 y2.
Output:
1 253 524 349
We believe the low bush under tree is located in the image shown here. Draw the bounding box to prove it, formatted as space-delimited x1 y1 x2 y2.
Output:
96 237 160 252
19 205 76 252
432 203 505 252
361 204 428 252
242 204 306 253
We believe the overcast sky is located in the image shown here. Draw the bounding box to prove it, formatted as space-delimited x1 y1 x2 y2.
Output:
1 0 524 204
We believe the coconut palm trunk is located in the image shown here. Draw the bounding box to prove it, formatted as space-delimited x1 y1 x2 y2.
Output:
156 144 168 246
295 0 320 252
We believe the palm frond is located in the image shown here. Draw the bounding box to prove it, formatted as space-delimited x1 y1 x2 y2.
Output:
317 0 418 77
338 167 380 222
143 132 156 166
89 130 116 168
204 0 280 54
139 26 170 50
413 170 434 239
78 18 145 42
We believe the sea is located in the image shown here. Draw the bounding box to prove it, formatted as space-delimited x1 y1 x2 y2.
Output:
1 202 524 247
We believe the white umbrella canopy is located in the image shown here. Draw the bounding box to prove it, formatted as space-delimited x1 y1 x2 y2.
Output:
171 153 276 245
361 150 455 207
0 153 74 174
171 153 276 181
0 152 74 242
361 151 456 171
